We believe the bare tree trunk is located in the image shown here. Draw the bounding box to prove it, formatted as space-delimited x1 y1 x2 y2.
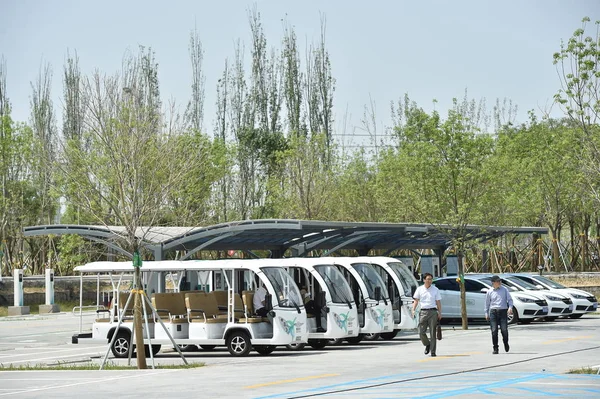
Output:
550 227 560 271
458 248 468 330
30 62 58 271
0 56 8 277
582 214 591 271
215 60 229 221
133 259 147 369
568 217 577 271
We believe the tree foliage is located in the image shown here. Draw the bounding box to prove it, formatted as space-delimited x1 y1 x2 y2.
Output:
1 13 600 279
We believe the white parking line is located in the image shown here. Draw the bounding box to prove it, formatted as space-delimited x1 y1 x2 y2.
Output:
0 378 97 381
528 382 600 387
0 346 101 358
0 369 178 397
0 351 104 365
0 350 104 364
0 331 76 339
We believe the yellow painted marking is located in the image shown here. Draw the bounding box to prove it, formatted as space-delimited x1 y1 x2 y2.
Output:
418 351 482 362
543 335 592 345
245 373 340 389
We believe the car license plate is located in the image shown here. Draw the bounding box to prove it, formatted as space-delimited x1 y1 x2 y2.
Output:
568 304 573 311
542 306 548 313
593 303 598 309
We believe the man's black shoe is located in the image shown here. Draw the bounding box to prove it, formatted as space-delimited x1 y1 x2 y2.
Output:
493 349 499 354
504 342 510 352
431 353 436 357
424 344 430 355
316 327 326 333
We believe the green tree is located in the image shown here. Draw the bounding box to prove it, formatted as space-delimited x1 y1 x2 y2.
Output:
387 94 495 329
58 48 214 368
332 150 380 222
554 17 600 206
269 133 334 219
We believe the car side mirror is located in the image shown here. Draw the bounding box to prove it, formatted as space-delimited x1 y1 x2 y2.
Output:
480 288 488 293
536 285 544 289
374 286 382 301
264 293 273 312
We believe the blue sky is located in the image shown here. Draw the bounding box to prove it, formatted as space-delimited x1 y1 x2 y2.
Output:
1 0 599 142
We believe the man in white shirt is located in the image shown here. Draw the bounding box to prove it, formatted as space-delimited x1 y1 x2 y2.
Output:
412 273 442 357
485 275 513 354
253 285 268 317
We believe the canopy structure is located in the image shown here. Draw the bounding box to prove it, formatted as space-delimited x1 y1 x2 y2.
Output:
24 219 548 261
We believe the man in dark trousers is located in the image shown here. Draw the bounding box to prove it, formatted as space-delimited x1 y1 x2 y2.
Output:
411 273 442 357
485 275 514 354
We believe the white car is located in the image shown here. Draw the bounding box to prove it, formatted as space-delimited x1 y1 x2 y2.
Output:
493 275 573 320
433 276 548 324
509 274 598 319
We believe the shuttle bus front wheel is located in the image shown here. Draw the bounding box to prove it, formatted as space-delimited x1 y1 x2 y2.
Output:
111 331 131 358
285 342 306 351
380 331 399 340
255 345 276 355
227 331 252 356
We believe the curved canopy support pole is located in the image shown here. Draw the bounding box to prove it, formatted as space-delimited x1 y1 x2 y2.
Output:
179 232 239 260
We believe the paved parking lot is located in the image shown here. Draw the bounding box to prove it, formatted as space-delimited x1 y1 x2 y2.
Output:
0 312 599 398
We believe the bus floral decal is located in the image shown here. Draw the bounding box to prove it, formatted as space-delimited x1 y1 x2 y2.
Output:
279 317 303 338
332 311 355 332
369 308 390 329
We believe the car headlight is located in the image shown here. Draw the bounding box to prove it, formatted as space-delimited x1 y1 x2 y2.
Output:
514 296 536 303
544 295 562 301
570 293 588 299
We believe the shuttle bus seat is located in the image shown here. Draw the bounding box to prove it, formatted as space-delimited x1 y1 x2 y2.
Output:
239 290 269 323
151 292 188 323
185 292 227 323
210 290 245 319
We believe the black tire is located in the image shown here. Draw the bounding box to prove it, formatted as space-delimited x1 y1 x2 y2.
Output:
569 313 584 319
328 338 344 346
507 307 518 325
255 345 276 355
308 339 328 350
111 331 131 359
363 333 380 341
346 334 364 344
199 345 216 351
226 331 252 357
145 344 161 356
175 344 198 352
285 342 306 351
380 330 399 340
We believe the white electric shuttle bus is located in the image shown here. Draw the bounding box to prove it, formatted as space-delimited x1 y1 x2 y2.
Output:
269 258 360 350
72 259 308 357
315 257 394 343
355 256 419 339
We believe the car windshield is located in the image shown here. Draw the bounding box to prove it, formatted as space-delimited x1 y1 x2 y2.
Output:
506 276 540 290
351 262 390 299
314 264 354 304
387 262 416 296
478 277 493 287
261 267 303 308
499 278 524 291
531 275 566 289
